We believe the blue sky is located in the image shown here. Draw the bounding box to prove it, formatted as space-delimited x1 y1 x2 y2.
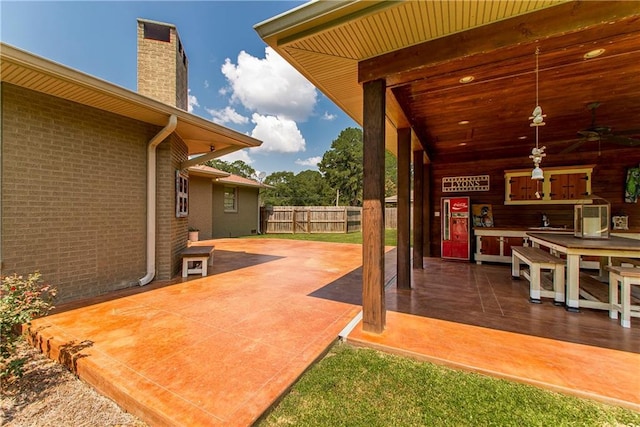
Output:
0 1 359 175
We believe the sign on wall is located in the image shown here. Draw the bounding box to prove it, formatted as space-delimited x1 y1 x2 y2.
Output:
442 175 490 193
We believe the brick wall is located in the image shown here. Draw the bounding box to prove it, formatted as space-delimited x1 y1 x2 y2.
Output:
156 134 189 279
1 83 157 302
137 20 188 110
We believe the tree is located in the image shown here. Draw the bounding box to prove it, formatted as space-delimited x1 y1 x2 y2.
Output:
318 127 363 206
291 170 334 206
385 150 398 198
261 170 334 206
204 159 256 179
318 127 399 205
262 171 296 206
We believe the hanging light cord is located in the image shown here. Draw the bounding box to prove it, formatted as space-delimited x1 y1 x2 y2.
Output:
535 46 540 150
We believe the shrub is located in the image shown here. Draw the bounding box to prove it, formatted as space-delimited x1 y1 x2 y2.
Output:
0 272 56 379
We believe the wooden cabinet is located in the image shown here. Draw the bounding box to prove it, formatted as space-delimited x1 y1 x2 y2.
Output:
507 175 538 201
474 229 528 264
505 165 594 205
549 172 589 200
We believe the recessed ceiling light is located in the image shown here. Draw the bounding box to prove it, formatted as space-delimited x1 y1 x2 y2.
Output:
458 142 467 146
584 48 605 59
458 120 470 125
518 136 527 140
459 76 474 84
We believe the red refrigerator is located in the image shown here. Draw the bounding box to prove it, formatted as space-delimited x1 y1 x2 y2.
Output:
441 196 471 261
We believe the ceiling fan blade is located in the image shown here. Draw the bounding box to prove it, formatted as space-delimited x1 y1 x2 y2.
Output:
560 139 586 154
604 134 640 146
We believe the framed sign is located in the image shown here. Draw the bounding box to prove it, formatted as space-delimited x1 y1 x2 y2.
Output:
442 175 490 193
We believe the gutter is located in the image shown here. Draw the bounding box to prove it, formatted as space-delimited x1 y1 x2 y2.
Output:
139 114 177 286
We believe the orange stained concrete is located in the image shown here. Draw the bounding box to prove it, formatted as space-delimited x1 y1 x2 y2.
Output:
347 311 640 411
25 238 640 426
26 239 370 426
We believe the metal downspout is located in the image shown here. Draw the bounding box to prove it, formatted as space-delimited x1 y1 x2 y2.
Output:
139 114 177 286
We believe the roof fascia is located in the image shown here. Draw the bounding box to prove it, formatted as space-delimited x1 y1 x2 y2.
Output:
255 0 397 47
0 42 260 149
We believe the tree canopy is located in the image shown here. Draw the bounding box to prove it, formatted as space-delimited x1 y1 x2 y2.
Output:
318 127 363 206
204 159 256 179
202 127 399 207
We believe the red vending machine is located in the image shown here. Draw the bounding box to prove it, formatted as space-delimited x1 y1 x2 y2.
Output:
441 196 471 261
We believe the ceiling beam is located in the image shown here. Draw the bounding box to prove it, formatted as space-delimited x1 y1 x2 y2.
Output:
358 1 640 85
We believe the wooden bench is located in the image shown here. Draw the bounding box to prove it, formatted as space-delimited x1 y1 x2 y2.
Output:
606 265 640 328
181 245 215 277
511 246 565 305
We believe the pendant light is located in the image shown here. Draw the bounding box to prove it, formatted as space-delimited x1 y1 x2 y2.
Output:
529 47 546 180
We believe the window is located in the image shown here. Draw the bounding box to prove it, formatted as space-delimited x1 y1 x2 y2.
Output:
176 171 188 217
224 187 237 212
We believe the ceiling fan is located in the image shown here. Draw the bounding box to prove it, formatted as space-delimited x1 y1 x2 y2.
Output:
560 102 640 153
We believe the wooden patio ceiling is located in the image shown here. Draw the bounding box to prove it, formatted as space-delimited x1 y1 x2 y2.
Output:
257 1 640 164
372 5 640 164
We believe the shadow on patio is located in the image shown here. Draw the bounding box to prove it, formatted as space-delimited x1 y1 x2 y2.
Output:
337 251 640 411
23 239 639 426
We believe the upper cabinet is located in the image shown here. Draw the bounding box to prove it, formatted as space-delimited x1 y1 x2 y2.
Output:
505 165 594 205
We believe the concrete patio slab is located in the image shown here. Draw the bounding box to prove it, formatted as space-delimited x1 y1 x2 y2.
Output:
26 239 368 426
24 238 640 425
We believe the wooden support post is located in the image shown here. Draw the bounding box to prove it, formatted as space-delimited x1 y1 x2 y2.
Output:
413 150 424 269
397 128 411 289
362 79 386 333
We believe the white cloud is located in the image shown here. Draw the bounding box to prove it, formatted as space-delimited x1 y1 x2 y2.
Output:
250 114 305 153
204 80 209 89
221 47 317 122
219 148 253 165
295 156 322 167
187 89 199 113
322 112 337 121
206 106 249 125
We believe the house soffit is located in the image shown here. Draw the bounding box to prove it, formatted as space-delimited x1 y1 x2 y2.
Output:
257 0 640 162
0 43 261 156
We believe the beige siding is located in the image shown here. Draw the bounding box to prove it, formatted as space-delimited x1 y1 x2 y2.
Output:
188 176 214 240
212 185 260 238
1 83 152 302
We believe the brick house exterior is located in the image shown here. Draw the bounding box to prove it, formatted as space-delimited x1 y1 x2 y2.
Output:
1 23 260 303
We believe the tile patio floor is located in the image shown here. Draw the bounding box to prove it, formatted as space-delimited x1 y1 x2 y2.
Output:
25 238 639 426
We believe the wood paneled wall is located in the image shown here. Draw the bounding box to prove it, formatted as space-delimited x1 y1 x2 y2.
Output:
425 147 640 257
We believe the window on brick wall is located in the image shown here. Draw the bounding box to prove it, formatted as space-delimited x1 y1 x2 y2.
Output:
144 22 170 42
224 187 237 213
176 171 188 218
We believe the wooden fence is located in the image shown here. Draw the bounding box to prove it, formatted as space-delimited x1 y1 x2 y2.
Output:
260 206 399 233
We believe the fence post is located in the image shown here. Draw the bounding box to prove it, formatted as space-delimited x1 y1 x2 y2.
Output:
344 206 348 233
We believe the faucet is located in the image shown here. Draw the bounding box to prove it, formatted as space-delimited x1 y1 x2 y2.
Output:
542 213 550 228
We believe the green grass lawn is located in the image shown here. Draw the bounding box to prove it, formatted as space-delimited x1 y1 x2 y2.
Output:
259 344 640 426
247 229 398 247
